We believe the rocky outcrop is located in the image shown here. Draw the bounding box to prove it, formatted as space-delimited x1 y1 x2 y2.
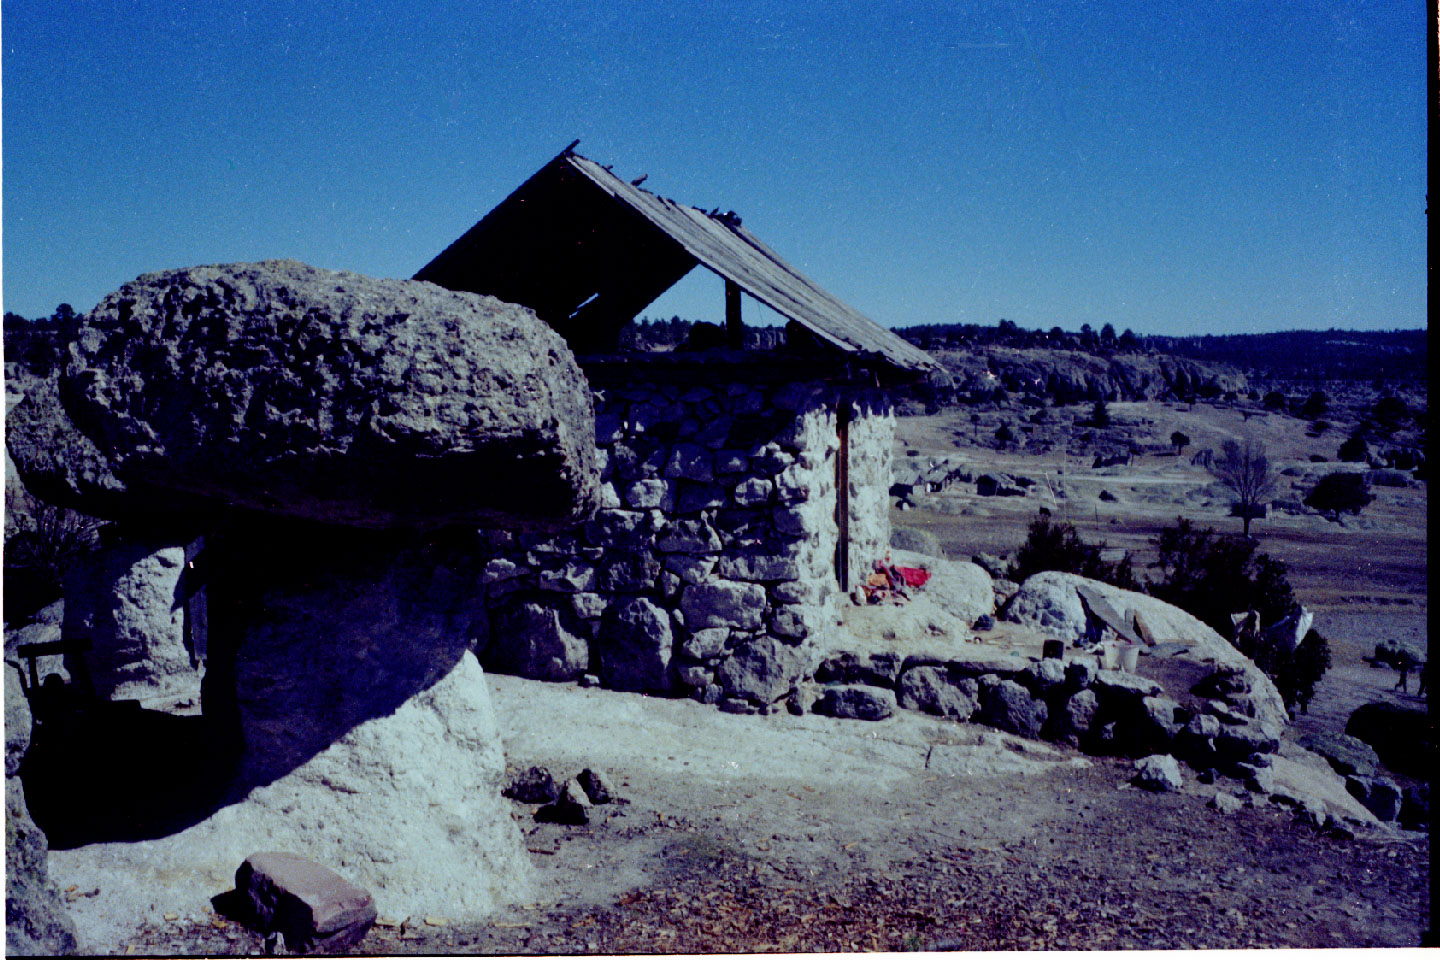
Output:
6 260 599 530
1002 572 1287 728
45 526 532 950
1345 702 1429 778
923 346 1247 405
5 666 79 956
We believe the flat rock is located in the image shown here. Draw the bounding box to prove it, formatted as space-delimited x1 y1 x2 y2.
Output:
236 851 377 953
6 260 598 529
1296 732 1380 778
813 684 896 722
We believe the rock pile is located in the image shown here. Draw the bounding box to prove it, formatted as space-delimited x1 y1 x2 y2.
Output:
1001 572 1288 728
503 764 625 825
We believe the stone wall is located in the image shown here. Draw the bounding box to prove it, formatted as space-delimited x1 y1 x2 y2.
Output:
478 368 895 710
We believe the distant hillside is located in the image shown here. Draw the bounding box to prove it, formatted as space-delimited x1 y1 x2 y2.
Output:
916 346 1246 409
1148 329 1426 382
891 322 1426 384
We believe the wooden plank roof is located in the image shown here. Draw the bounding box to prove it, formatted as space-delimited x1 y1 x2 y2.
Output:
415 149 935 373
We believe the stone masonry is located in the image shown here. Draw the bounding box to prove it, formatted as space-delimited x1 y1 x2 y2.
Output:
478 367 894 709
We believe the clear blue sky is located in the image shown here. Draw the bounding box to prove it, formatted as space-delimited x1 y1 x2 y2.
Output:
2 0 1428 334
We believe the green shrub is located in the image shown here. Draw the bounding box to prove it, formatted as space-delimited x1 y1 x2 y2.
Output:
1090 399 1111 427
1304 471 1373 514
1148 518 1299 638
1008 516 1138 590
1337 432 1369 462
1147 518 1331 711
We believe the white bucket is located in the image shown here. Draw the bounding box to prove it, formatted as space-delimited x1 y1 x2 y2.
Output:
1119 644 1141 673
1099 642 1121 670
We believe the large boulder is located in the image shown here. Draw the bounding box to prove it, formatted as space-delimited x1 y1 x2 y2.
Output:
1345 702 1430 778
890 549 995 624
5 666 80 956
1296 732 1380 778
6 260 598 530
44 526 531 952
1003 572 1287 728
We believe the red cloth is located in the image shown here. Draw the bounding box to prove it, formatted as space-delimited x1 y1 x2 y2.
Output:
897 566 930 588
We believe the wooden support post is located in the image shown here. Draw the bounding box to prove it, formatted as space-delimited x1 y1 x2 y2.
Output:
725 279 743 349
835 403 851 592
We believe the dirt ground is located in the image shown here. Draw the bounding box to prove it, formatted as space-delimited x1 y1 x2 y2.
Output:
103 400 1433 954
122 675 1430 955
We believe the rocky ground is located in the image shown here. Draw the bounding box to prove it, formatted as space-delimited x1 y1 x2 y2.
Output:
110 672 1429 955
29 395 1434 955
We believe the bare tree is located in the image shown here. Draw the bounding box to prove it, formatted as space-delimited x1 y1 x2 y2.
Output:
1210 438 1277 537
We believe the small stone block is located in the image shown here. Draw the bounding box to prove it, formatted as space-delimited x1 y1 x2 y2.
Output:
236 851 376 954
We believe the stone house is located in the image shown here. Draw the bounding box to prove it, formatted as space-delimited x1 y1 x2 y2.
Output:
416 146 935 709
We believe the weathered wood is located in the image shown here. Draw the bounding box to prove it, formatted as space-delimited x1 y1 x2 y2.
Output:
725 279 743 349
415 151 936 374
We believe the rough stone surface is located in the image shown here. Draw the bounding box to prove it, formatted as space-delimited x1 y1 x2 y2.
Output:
5 668 80 956
680 581 766 632
890 550 995 624
236 851 377 953
502 766 560 804
487 601 589 682
62 535 198 708
976 677 1047 739
716 637 803 704
813 684 896 722
1004 572 1286 728
1133 754 1183 792
1002 571 1088 638
47 530 532 949
6 260 598 529
896 667 979 720
1058 689 1099 745
1297 732 1380 778
597 597 673 694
